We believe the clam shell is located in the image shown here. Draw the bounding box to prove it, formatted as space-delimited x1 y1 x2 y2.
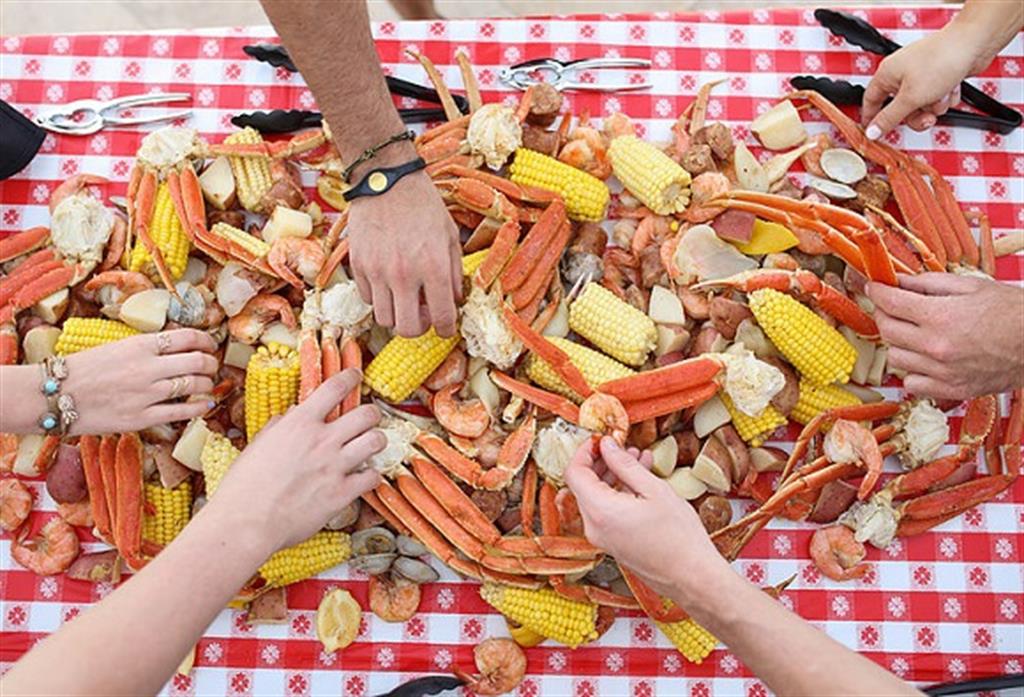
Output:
324 500 360 531
807 176 858 200
396 535 428 557
392 556 440 584
350 552 397 575
584 559 623 586
820 148 867 184
351 526 397 556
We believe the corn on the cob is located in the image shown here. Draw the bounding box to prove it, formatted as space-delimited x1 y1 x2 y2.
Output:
748 289 856 387
568 283 657 367
364 328 460 403
55 318 139 355
258 530 352 587
722 394 787 447
480 582 598 648
142 481 192 546
200 431 240 498
656 616 718 664
608 135 692 215
791 378 862 425
208 221 271 260
509 148 609 222
526 337 634 401
129 181 190 282
245 342 300 440
461 249 490 277
225 127 273 212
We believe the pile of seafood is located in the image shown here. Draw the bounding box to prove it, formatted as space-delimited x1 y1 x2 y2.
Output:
1 52 1021 693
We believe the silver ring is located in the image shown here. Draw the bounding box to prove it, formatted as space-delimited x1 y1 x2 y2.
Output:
155 332 173 355
167 376 189 400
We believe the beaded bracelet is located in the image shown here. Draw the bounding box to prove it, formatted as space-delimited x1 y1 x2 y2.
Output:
340 130 415 183
38 355 77 435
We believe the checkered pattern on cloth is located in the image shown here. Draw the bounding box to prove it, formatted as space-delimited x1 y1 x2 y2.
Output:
1 6 1021 696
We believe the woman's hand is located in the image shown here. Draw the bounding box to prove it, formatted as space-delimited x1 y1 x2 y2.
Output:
867 274 1024 400
64 328 219 435
564 437 733 601
211 369 385 552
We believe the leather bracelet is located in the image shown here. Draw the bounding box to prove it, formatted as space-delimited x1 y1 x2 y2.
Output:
341 130 415 183
343 157 427 202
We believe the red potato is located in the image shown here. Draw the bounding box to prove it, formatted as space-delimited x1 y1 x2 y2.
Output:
697 495 733 533
807 480 859 524
692 436 733 494
763 357 799 416
249 586 288 623
655 350 687 367
709 296 753 340
688 325 722 357
569 222 608 258
67 550 121 584
639 244 666 289
712 424 751 485
749 446 789 473
673 431 701 467
711 209 757 245
46 443 87 504
677 286 711 320
628 419 659 450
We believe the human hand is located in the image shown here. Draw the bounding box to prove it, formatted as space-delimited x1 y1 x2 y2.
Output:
564 437 733 601
867 274 1024 399
64 329 219 435
211 369 385 552
348 169 462 338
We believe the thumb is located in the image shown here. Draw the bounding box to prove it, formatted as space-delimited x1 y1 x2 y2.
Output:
865 90 919 140
598 437 660 497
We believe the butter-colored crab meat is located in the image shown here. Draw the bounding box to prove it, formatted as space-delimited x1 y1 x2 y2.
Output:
716 348 784 418
467 104 523 171
302 282 373 336
898 401 949 470
50 193 114 267
136 126 201 169
366 417 419 478
840 491 899 549
532 418 590 487
460 285 524 370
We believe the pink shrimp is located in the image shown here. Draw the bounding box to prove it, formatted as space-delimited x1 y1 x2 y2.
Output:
267 237 326 289
227 293 297 344
433 382 491 439
579 393 629 446
810 525 868 582
683 171 731 223
80 270 154 309
823 419 885 500
0 479 33 531
11 518 80 576
631 215 674 256
558 114 612 180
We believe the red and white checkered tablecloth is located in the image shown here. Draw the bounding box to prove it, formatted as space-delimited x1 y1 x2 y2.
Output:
1 6 1022 696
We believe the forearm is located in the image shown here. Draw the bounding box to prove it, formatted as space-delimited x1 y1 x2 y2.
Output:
260 0 416 167
950 0 1024 69
673 568 921 697
0 365 48 434
0 504 270 697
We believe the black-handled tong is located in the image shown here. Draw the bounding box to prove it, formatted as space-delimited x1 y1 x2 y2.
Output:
924 672 1024 696
791 8 1021 134
234 43 467 132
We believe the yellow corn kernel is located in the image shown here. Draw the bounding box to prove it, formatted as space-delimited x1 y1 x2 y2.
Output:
364 327 460 403
656 616 718 664
244 342 300 441
209 221 271 260
526 336 634 402
142 481 192 546
608 135 691 215
722 393 787 447
461 249 490 277
258 531 352 587
509 148 609 222
748 288 856 387
480 582 598 649
569 283 657 367
200 431 240 498
55 318 139 355
791 378 862 425
129 180 190 282
224 127 273 212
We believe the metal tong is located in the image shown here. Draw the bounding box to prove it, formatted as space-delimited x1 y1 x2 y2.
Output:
791 8 1021 134
33 92 192 136
500 57 652 92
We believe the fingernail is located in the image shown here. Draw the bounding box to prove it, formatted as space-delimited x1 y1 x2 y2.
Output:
207 400 216 410
865 124 881 140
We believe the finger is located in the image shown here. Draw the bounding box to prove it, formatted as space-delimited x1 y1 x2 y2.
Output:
874 310 931 353
905 109 937 132
948 85 961 107
865 281 929 323
424 275 457 339
896 272 980 296
637 450 654 472
861 73 894 127
329 404 382 445
392 284 425 338
302 368 362 421
887 346 945 377
926 94 951 117
353 264 373 306
152 375 214 402
339 429 388 471
865 91 919 140
340 468 382 497
450 239 464 303
371 283 395 328
157 351 219 378
598 437 659 497
146 400 213 425
903 374 968 401
149 328 217 356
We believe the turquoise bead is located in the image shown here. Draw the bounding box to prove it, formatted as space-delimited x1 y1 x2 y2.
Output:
41 415 57 430
43 379 59 395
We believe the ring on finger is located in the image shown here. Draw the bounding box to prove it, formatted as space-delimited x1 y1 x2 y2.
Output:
167 375 189 400
155 332 173 355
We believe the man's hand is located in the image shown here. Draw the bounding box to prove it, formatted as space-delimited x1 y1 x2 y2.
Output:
867 274 1024 400
348 171 462 338
564 437 733 600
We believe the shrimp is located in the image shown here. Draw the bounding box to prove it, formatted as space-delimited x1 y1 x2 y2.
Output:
451 427 505 469
99 215 128 271
801 133 832 178
809 525 868 582
454 638 527 696
579 393 629 446
1 434 18 473
49 174 108 212
367 575 421 623
631 214 673 256
227 293 297 344
823 419 884 500
80 270 154 311
683 171 731 223
558 114 611 180
0 479 33 531
11 517 80 576
267 236 326 289
602 112 636 140
57 500 93 528
433 382 491 439
423 349 468 392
